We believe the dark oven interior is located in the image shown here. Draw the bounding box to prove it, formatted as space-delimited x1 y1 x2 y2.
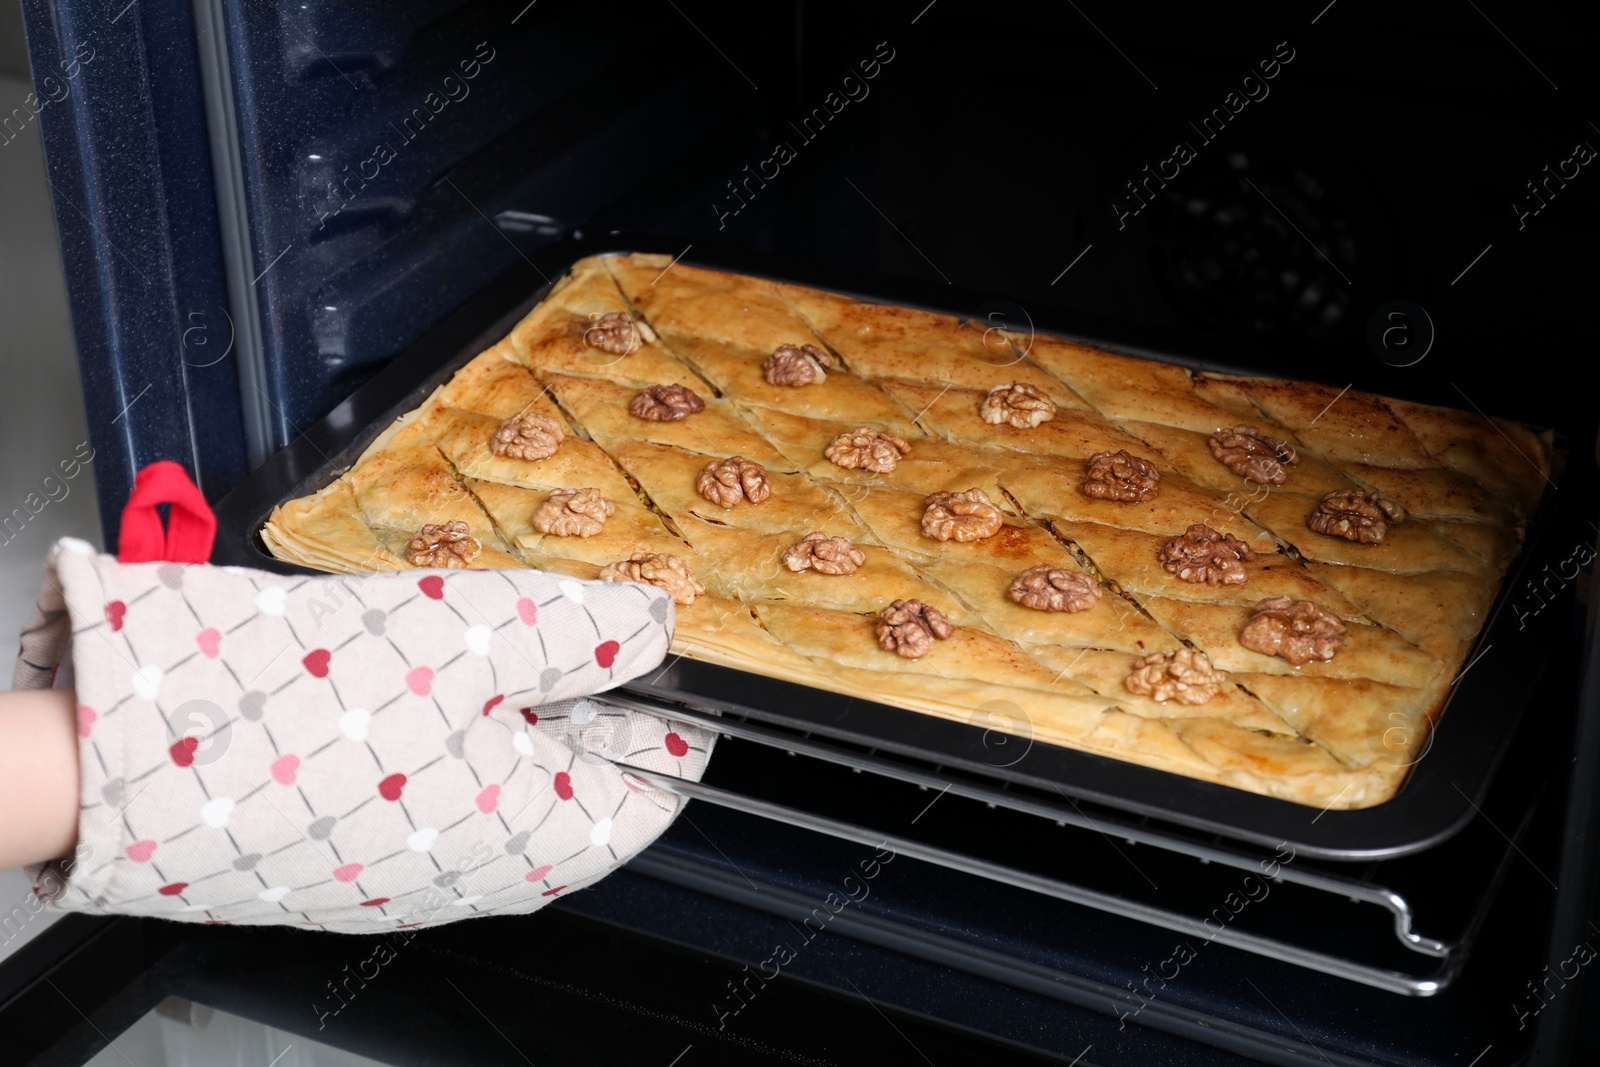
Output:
16 0 1600 1064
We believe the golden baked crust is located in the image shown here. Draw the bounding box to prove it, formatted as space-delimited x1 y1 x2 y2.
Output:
264 252 1547 810
506 258 701 388
543 373 790 470
880 379 1150 460
1221 376 1441 470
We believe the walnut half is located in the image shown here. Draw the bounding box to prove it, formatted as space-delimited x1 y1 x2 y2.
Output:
532 488 615 537
1159 524 1257 585
491 412 564 461
696 456 771 509
1081 450 1161 502
782 532 865 575
1307 489 1407 545
406 521 481 568
1208 425 1298 485
921 488 1004 543
980 383 1057 429
763 343 833 386
875 598 953 659
1124 650 1225 705
1007 565 1101 612
598 552 705 605
1239 596 1347 665
824 428 911 473
583 311 656 355
630 383 705 422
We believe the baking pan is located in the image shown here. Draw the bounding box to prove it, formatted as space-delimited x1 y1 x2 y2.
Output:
209 236 1580 861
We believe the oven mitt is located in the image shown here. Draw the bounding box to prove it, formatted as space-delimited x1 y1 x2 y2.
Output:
13 535 714 933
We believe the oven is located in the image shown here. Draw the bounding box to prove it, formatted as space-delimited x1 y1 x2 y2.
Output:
9 0 1600 1063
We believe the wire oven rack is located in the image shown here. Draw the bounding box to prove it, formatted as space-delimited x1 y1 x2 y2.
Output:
597 683 1549 997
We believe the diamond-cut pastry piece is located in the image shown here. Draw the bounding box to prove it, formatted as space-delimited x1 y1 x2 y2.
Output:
777 284 1072 398
468 478 681 570
609 439 839 536
667 338 911 424
846 486 1034 561
677 598 1116 748
1118 420 1352 498
740 407 1005 499
1242 490 1493 576
1033 647 1284 730
507 260 697 388
754 601 1104 699
340 422 521 567
543 374 788 469
1305 563 1494 664
1384 396 1548 515
428 407 634 496
1167 718 1386 809
1340 463 1520 525
880 380 1144 459
1023 337 1233 432
1234 672 1433 771
916 558 1178 656
1222 377 1442 470
1051 519 1355 613
607 256 814 354
262 478 408 574
1138 596 1442 687
435 342 563 419
677 521 936 614
1001 458 1262 545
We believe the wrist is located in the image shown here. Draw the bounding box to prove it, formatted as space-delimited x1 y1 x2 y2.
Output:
0 687 80 869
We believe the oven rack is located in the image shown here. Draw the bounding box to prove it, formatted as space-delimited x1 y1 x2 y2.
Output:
599 691 1539 997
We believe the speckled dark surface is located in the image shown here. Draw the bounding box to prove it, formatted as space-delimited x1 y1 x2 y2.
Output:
24 0 775 547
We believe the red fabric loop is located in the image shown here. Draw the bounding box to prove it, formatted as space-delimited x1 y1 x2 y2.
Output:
118 461 216 564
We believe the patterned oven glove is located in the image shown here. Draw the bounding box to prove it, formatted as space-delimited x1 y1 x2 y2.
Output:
13 527 714 933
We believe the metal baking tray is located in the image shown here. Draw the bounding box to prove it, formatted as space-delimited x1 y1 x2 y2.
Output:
209 237 1579 861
